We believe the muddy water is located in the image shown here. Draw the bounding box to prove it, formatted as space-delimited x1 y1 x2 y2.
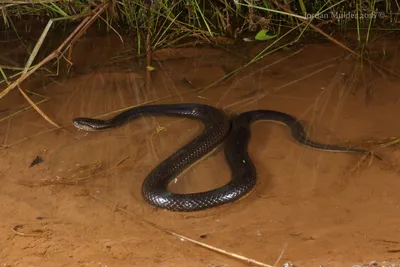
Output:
1 29 400 267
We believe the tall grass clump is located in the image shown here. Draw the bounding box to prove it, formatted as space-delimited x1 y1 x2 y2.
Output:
1 1 397 48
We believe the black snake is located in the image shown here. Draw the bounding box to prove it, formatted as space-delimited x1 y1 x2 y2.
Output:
73 103 376 212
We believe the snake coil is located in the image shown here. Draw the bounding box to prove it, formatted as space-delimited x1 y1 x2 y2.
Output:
73 103 375 212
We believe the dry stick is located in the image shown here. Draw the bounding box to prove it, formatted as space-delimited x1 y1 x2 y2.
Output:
90 193 273 267
67 44 73 71
0 4 108 101
274 1 400 78
65 5 110 73
17 85 60 128
18 85 80 141
273 244 287 267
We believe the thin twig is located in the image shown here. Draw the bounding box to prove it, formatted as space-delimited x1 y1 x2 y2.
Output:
90 193 273 267
17 85 60 128
273 244 287 267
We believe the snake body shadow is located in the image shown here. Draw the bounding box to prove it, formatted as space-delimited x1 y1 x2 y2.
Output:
73 104 378 212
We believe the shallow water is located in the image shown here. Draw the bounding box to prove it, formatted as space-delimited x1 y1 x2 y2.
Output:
1 26 400 267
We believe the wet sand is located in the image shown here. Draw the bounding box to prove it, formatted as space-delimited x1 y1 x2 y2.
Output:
1 29 400 267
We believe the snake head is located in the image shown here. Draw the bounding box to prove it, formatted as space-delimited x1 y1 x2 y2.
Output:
73 117 110 131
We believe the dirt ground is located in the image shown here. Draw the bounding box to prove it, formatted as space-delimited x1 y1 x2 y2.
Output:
1 28 400 267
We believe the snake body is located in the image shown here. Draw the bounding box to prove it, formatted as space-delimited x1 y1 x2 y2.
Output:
73 103 373 212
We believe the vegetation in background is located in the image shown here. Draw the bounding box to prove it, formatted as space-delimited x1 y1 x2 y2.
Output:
0 0 398 104
0 0 397 50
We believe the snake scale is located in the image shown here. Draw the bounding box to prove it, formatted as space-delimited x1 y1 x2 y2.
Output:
73 103 375 212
